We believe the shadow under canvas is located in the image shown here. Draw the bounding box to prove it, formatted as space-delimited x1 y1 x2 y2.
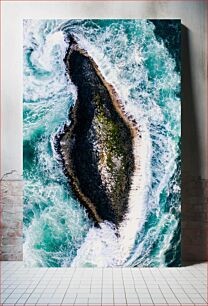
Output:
181 25 208 266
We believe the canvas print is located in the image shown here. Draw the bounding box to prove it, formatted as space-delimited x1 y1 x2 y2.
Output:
23 19 181 267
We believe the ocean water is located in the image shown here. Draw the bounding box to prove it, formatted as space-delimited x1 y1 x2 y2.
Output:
23 19 181 267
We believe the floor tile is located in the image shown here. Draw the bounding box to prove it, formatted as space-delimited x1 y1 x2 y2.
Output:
0 261 208 306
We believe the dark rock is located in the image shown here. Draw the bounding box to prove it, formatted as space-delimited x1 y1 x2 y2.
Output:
56 39 135 227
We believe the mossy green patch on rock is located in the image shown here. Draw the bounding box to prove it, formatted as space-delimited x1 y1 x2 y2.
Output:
94 93 126 170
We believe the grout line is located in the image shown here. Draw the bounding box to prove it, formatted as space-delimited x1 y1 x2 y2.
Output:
101 267 103 306
151 269 176 304
112 268 115 306
139 268 154 305
130 267 141 305
121 268 127 305
157 269 181 303
60 267 77 305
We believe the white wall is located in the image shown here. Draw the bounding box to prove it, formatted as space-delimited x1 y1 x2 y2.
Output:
1 1 207 179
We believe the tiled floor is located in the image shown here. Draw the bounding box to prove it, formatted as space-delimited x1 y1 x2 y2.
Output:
0 262 207 305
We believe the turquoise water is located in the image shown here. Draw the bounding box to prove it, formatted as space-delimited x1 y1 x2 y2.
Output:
23 19 181 267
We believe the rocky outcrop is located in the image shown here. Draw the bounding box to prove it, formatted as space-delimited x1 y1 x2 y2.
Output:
56 37 139 227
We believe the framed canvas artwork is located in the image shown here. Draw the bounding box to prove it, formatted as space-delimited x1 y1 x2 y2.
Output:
23 19 181 267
